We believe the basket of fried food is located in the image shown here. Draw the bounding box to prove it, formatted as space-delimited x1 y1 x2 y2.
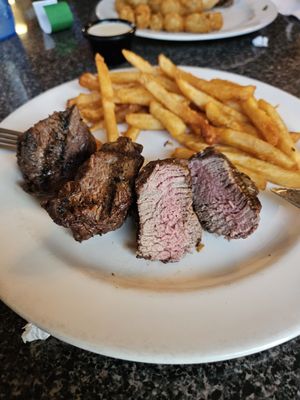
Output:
115 0 225 33
67 49 300 190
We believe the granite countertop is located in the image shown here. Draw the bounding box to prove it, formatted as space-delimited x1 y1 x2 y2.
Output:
1 1 300 398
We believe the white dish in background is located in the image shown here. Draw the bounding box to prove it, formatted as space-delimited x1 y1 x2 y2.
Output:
95 0 277 41
0 67 300 364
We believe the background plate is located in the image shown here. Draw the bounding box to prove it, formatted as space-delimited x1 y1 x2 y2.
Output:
95 0 277 41
0 67 299 364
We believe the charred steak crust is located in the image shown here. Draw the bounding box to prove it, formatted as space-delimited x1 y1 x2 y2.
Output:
189 147 261 239
17 106 96 195
43 137 144 242
135 159 202 263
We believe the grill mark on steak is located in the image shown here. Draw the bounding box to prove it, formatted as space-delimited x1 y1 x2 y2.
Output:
135 159 202 263
17 106 96 195
189 147 261 239
43 137 144 242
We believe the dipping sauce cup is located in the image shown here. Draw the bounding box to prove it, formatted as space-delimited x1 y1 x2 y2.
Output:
82 19 136 66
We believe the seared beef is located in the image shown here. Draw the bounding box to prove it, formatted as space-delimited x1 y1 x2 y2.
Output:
43 137 144 242
17 106 96 195
189 147 261 239
135 159 202 263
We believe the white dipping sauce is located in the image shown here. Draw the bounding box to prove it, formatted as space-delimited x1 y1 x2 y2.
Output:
88 22 131 37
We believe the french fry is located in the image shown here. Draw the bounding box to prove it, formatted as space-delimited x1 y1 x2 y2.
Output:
149 101 187 140
72 92 101 109
217 128 296 170
122 49 156 74
234 166 267 190
224 152 300 188
90 121 104 132
125 113 164 130
290 132 300 143
123 126 141 141
258 99 300 167
172 147 195 159
79 72 99 90
115 104 144 123
140 73 216 143
79 107 103 122
224 100 245 114
159 54 255 102
205 102 260 137
176 78 249 123
110 70 141 84
95 54 119 142
241 97 279 146
114 86 155 105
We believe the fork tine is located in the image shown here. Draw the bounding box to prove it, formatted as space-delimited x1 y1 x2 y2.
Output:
0 142 17 150
1 137 18 145
0 128 21 137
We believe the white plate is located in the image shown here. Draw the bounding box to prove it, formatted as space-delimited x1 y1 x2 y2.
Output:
1 67 300 364
95 0 277 41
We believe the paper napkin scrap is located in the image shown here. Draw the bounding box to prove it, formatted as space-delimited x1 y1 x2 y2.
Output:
252 35 269 47
22 323 51 343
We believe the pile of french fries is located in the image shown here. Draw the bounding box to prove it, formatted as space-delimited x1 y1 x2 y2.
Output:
67 50 300 190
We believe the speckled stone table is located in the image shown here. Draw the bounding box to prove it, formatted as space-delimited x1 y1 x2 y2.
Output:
1 1 300 399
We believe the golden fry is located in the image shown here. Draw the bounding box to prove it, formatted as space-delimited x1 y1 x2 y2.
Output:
149 100 187 139
176 77 249 123
95 53 119 142
139 73 215 143
122 49 156 74
79 107 103 122
235 166 267 191
110 70 140 84
241 97 279 146
123 126 141 141
125 113 164 130
79 72 99 91
114 86 155 105
258 99 300 167
217 128 296 170
290 132 300 143
225 152 300 188
205 102 259 137
159 54 254 102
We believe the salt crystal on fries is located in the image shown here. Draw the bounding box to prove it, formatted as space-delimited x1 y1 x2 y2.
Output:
95 53 119 142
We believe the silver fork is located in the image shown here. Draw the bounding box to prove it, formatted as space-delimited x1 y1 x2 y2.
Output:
0 127 20 150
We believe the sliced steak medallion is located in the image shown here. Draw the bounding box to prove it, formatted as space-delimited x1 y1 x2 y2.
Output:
17 106 96 195
43 137 144 242
136 159 202 263
189 147 261 239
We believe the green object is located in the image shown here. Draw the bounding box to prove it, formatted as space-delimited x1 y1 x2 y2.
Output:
44 2 73 33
